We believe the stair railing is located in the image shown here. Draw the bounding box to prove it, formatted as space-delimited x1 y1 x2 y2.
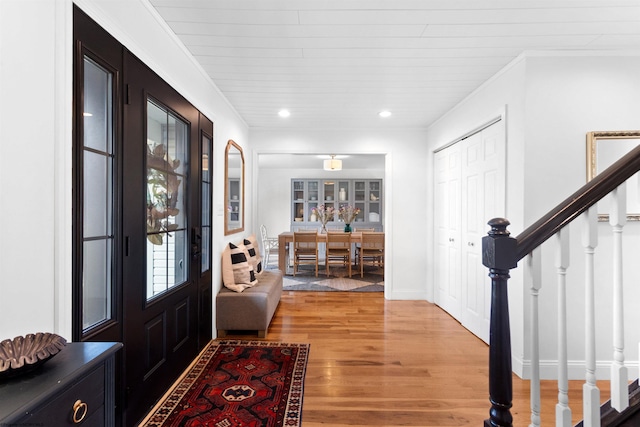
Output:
483 144 640 427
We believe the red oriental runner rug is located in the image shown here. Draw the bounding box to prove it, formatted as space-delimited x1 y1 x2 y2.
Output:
139 340 310 427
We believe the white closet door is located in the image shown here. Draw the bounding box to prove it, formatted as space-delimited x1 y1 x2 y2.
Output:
460 121 506 343
433 120 505 343
434 143 462 319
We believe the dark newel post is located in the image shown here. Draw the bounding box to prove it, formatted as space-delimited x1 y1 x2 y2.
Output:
483 218 517 427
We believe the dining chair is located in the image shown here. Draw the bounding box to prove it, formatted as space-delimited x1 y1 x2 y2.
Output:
325 231 352 277
353 229 374 266
293 231 319 277
358 232 384 277
260 224 279 268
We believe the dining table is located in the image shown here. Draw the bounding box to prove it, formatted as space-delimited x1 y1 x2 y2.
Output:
277 231 362 273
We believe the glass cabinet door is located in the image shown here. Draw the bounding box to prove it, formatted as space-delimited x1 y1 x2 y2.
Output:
293 180 304 201
291 179 322 223
368 181 381 223
323 180 336 211
308 180 319 202
293 200 305 222
292 180 305 223
353 181 366 224
354 181 366 202
337 180 350 203
307 180 319 223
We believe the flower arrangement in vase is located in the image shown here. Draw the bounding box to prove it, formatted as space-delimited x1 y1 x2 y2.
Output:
338 205 361 232
311 204 335 232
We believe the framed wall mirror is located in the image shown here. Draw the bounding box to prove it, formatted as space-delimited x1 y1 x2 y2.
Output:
224 140 244 235
586 130 640 221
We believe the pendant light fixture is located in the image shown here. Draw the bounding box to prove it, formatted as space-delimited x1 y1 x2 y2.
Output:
323 155 342 171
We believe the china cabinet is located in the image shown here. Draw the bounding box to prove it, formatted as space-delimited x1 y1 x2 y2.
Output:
291 179 383 230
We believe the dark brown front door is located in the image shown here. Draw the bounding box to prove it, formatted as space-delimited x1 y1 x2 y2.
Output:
73 7 212 426
121 52 211 425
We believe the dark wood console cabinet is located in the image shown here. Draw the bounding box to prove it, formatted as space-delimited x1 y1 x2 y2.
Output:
0 341 122 426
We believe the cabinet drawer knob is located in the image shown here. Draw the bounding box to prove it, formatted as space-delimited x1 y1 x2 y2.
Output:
72 399 88 424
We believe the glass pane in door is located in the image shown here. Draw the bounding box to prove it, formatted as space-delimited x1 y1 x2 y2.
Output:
201 134 212 273
146 99 189 300
83 150 110 237
81 56 114 332
83 239 111 329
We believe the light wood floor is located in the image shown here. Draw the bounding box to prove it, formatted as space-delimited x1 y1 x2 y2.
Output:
221 291 611 426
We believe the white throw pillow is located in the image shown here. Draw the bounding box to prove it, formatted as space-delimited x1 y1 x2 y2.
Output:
221 242 257 292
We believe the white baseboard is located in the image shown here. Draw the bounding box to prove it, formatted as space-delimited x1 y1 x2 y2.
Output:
516 357 639 381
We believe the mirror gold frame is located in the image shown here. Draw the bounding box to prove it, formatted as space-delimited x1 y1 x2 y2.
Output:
224 140 245 235
586 130 640 221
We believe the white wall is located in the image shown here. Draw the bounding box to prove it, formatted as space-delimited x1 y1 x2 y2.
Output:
426 52 640 379
522 54 640 379
250 128 429 300
0 0 64 340
0 0 249 341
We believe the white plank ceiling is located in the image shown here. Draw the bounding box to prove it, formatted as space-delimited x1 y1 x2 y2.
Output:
148 0 640 130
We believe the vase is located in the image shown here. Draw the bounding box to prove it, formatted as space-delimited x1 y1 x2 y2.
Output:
321 224 327 233
344 223 352 233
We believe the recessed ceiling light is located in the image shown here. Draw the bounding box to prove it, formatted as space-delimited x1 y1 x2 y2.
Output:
378 111 392 118
278 109 290 118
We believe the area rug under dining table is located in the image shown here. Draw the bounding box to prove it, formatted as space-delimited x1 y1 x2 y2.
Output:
277 264 384 292
139 340 310 427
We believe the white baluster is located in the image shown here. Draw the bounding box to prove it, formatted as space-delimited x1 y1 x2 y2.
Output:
555 228 571 427
582 207 600 427
527 248 542 427
610 184 629 411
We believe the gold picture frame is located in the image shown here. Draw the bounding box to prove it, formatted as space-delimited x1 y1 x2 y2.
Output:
586 130 640 221
224 140 245 235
